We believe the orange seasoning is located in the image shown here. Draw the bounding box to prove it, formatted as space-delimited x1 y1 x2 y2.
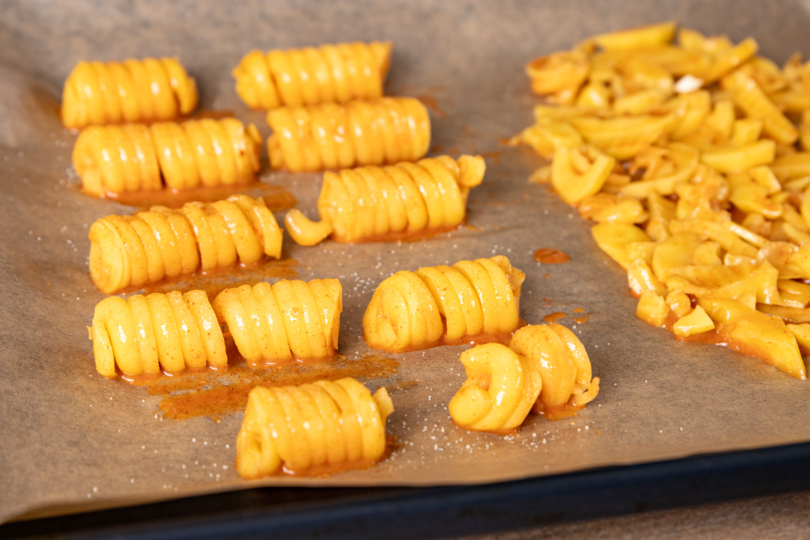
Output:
534 248 570 264
416 94 447 118
95 183 296 210
543 312 568 323
157 355 399 421
572 307 590 324
533 399 586 421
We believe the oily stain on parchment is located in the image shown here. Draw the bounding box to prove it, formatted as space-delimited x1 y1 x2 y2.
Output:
543 308 590 324
343 223 463 244
130 258 301 297
572 307 590 324
77 181 297 210
101 257 402 423
534 248 570 264
533 400 587 422
659 309 774 363
133 355 399 421
543 312 568 323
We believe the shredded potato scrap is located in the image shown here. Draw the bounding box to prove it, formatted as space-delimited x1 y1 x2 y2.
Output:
515 22 810 379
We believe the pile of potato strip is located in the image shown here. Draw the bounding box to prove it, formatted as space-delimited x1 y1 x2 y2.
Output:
513 21 810 380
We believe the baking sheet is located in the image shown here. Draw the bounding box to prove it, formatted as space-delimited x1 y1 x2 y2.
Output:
3 0 810 524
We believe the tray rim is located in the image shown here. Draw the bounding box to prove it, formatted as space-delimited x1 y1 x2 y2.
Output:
3 439 810 539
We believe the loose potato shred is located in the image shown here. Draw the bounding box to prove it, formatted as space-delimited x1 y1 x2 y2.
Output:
517 22 810 379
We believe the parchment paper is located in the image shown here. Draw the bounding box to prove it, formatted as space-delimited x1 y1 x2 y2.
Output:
3 0 810 524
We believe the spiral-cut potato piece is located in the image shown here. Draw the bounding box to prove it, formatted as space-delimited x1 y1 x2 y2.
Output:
236 378 394 478
449 324 599 433
233 42 392 110
363 256 525 353
89 195 283 294
284 155 485 246
213 278 342 366
266 97 430 172
62 57 198 130
73 118 262 196
511 324 600 409
449 343 541 433
90 290 226 378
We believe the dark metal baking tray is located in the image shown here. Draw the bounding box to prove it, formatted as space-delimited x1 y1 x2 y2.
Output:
3 441 810 539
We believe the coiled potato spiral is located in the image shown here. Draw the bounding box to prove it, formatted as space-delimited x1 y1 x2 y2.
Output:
266 97 430 172
91 290 226 378
236 378 394 478
233 42 392 110
89 195 283 294
449 324 600 433
284 155 486 245
73 118 262 196
62 57 198 130
363 256 525 353
213 278 342 366
511 324 600 412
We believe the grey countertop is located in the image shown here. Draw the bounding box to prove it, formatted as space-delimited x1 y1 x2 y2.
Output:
457 490 810 540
